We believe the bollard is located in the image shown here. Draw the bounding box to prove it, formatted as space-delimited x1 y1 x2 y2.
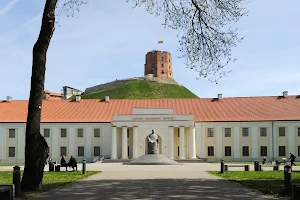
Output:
254 160 260 171
82 159 86 175
284 165 292 196
13 166 21 198
220 159 225 174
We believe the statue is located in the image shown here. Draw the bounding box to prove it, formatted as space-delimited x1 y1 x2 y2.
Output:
147 130 159 154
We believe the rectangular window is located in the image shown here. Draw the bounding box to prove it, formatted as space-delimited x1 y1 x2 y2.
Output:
9 129 15 138
225 128 231 137
60 147 67 156
260 146 267 156
279 146 286 156
279 127 285 137
225 146 231 156
208 146 214 156
94 128 100 137
161 63 164 68
242 128 249 137
207 128 214 137
77 128 83 137
44 129 50 138
298 146 300 157
9 147 15 157
78 146 84 157
127 129 129 138
242 146 249 156
61 129 67 137
161 57 164 61
178 128 180 137
298 127 300 137
260 127 267 137
94 146 100 156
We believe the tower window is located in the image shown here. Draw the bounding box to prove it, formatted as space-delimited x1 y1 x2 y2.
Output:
162 71 164 74
161 64 164 68
161 57 164 61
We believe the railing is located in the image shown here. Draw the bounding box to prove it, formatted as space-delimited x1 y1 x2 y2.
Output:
93 156 99 163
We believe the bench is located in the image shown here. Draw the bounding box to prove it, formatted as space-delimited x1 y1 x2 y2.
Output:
0 185 14 200
225 165 249 171
55 164 77 172
260 165 279 171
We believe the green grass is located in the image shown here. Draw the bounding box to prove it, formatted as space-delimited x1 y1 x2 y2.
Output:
81 80 198 99
0 171 99 198
0 164 24 166
208 171 300 197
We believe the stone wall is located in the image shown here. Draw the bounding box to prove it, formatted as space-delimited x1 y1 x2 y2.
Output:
84 75 178 94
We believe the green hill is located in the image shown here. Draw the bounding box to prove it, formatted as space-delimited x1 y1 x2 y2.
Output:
81 80 198 99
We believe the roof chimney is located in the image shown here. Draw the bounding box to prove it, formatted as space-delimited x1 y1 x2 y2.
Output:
283 91 288 98
6 96 12 102
218 93 222 100
105 96 110 102
75 95 81 102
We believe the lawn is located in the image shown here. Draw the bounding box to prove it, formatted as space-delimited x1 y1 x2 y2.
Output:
0 164 24 166
0 171 99 198
208 171 300 197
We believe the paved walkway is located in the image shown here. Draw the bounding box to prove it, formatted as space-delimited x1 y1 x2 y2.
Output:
27 163 279 200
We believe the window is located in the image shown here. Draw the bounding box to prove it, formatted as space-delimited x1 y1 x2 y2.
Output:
78 146 84 157
9 129 15 138
128 146 130 157
208 146 214 156
61 129 67 137
161 56 164 61
298 127 300 137
260 127 267 137
60 147 67 156
242 146 249 156
127 129 129 138
94 128 100 137
242 128 249 137
207 128 214 137
178 146 180 156
77 128 83 137
225 128 231 137
44 129 50 138
94 146 100 156
260 146 267 156
162 70 164 74
178 128 180 137
298 146 300 156
225 146 231 156
279 146 286 156
279 127 285 137
9 147 15 157
161 63 164 68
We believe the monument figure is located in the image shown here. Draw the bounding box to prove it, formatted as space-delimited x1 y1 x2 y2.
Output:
147 130 159 154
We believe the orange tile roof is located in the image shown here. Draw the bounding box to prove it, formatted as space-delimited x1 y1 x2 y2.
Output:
0 96 300 123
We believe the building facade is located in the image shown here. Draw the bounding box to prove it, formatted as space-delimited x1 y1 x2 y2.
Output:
0 94 300 164
144 50 173 78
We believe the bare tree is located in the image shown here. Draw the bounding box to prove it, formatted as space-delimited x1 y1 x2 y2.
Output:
129 0 247 82
21 0 246 191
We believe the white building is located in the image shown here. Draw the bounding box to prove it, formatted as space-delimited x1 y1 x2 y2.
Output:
0 92 300 164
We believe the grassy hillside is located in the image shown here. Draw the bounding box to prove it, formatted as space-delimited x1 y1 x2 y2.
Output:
81 80 198 99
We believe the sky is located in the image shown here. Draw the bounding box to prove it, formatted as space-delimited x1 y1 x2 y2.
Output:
0 0 299 100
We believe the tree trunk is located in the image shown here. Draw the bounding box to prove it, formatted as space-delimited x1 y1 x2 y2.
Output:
21 0 58 191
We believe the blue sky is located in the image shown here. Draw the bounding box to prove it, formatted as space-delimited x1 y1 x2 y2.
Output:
0 0 299 100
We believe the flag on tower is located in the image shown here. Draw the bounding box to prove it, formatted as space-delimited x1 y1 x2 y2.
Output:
158 40 163 44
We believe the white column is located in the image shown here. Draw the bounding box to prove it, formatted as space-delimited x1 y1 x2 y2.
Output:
17 127 25 161
132 126 138 159
216 127 222 159
189 125 196 159
288 126 295 155
69 128 75 157
179 126 185 159
51 127 59 160
200 125 205 158
85 127 92 162
111 126 117 159
121 126 128 159
0 127 4 162
233 127 240 161
169 126 174 159
270 126 275 160
251 126 258 160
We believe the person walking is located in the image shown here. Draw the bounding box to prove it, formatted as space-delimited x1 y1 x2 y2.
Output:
290 153 296 166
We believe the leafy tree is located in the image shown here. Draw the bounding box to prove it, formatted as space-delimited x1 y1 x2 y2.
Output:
21 0 246 191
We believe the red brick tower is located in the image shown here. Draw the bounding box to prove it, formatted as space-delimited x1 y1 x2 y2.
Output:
144 50 173 78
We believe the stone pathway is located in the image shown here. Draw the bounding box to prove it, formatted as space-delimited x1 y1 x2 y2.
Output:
28 163 279 200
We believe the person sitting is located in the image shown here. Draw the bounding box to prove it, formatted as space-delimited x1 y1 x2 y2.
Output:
290 153 296 166
61 155 67 171
68 156 77 171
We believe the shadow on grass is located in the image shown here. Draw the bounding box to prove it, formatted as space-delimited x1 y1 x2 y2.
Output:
30 178 276 200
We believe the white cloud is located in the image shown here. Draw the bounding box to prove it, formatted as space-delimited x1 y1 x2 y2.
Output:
22 13 42 28
0 0 21 17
